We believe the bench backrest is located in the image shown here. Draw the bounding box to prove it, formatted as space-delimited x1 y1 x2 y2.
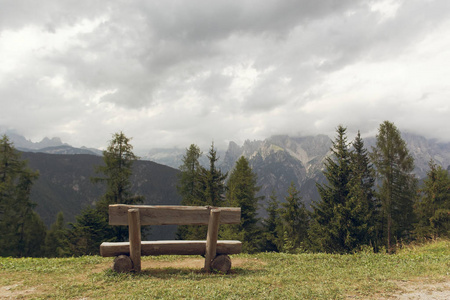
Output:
108 204 241 226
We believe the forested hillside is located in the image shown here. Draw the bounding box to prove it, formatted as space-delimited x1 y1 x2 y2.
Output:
20 152 181 231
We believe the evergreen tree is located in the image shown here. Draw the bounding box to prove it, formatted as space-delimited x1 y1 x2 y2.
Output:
0 135 45 257
201 142 227 207
44 211 69 257
261 190 283 252
67 207 110 256
415 160 450 239
176 144 204 239
21 211 47 257
177 144 203 206
346 131 379 250
91 132 144 242
92 132 144 214
225 156 262 253
371 121 417 252
176 142 227 240
280 182 309 252
310 125 352 253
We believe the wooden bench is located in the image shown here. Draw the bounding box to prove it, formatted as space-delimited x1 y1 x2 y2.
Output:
100 204 242 273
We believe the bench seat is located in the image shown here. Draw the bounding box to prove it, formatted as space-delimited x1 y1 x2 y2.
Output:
101 240 242 257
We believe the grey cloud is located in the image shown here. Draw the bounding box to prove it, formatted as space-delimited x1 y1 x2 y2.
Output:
0 0 108 30
2 0 450 149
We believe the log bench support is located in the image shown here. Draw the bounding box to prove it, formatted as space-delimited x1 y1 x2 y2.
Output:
100 205 241 273
204 208 221 271
128 209 141 273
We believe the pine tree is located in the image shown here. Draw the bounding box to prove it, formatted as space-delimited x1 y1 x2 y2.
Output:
21 211 47 257
0 135 45 257
371 121 417 252
261 190 283 252
310 125 352 253
345 131 379 250
225 156 262 253
176 142 227 240
92 132 144 214
177 144 203 206
44 211 69 257
280 182 309 252
201 142 227 207
91 132 144 242
415 160 450 239
176 144 204 239
67 207 110 256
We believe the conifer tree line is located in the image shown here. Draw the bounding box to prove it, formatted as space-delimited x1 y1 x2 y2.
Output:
0 132 143 257
177 121 449 254
1 120 449 257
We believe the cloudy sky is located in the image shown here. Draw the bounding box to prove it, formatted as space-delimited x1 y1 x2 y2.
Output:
1 0 449 153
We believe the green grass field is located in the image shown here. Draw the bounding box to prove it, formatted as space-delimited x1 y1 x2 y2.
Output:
1 240 449 299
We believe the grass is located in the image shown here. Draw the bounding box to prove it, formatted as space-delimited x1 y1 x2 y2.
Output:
0 240 449 299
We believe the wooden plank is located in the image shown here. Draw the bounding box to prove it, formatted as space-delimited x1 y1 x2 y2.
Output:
128 209 141 272
108 205 241 226
204 209 221 271
100 240 242 257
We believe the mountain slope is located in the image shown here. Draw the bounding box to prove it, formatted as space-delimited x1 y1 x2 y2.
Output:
20 152 182 239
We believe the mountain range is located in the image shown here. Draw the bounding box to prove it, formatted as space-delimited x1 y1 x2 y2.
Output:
145 132 450 215
5 130 450 229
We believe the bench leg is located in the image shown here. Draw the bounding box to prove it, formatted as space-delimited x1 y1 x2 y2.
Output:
128 208 141 272
204 208 221 271
112 255 133 273
211 254 232 273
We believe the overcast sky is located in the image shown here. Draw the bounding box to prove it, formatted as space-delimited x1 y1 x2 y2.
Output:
1 0 449 152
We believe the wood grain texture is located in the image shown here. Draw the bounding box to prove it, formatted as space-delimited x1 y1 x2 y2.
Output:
128 209 141 272
100 240 242 257
204 209 221 271
211 254 232 273
108 205 241 226
112 255 133 273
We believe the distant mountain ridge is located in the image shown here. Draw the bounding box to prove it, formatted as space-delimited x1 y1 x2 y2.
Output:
145 132 450 216
142 147 226 169
21 145 103 156
220 135 332 212
3 131 67 149
5 130 450 221
2 130 103 155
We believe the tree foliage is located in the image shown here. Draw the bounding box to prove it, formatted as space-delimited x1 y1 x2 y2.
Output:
371 121 417 252
261 190 283 252
415 160 450 239
44 211 69 257
201 142 227 207
310 127 378 253
346 131 379 250
310 125 353 253
176 142 227 240
67 207 110 256
0 135 45 257
177 144 203 206
225 156 262 253
68 132 143 255
92 131 144 215
176 144 204 240
280 182 309 252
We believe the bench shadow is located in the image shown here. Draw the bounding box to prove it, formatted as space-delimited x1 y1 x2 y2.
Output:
104 267 262 280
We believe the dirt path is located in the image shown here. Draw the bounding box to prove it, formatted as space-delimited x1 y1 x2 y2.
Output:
0 283 36 299
387 281 450 300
